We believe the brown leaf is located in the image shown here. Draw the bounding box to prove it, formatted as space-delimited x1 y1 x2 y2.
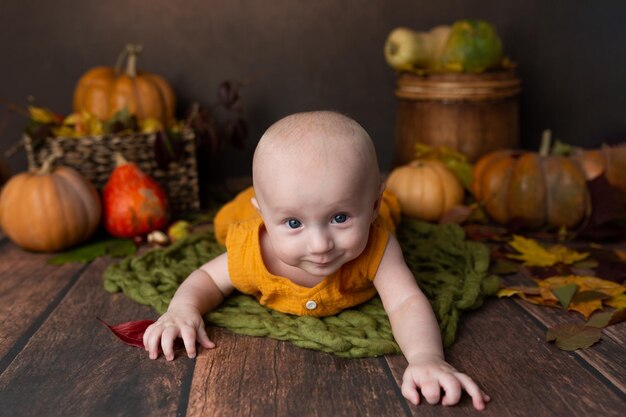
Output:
546 323 602 351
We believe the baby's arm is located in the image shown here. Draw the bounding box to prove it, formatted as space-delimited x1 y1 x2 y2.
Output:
143 253 234 361
373 235 490 410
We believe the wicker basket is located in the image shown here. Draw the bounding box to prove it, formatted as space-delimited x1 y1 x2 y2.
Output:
24 129 200 214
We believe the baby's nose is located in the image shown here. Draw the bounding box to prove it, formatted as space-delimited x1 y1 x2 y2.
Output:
307 227 334 254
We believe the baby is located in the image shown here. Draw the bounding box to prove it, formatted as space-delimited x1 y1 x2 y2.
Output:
143 111 490 410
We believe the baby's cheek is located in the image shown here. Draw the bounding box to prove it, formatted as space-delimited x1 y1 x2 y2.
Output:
341 230 370 258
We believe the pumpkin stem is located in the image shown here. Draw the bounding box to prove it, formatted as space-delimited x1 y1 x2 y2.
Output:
38 154 57 174
113 152 128 167
539 130 552 156
115 44 143 77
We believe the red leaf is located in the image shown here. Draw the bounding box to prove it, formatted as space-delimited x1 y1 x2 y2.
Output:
98 318 154 348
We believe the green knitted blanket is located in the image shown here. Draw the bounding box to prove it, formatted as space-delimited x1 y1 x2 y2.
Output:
104 219 499 358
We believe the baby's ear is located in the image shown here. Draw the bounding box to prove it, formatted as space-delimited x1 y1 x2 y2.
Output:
251 197 261 214
372 183 385 220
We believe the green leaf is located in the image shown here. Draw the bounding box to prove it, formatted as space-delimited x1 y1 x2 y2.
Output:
546 323 602 351
586 312 613 328
551 284 579 309
571 290 611 304
587 309 626 328
48 238 136 265
105 239 137 258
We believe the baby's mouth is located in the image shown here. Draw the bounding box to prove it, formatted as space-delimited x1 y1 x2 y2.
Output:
308 257 336 267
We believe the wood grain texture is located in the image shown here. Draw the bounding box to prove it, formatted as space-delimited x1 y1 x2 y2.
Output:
0 242 86 361
386 298 626 416
187 327 410 417
0 257 194 417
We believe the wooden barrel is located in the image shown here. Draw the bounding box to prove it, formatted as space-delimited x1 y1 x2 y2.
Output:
392 69 521 166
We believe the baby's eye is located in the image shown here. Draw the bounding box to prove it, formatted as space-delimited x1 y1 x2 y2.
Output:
332 214 348 224
286 219 302 229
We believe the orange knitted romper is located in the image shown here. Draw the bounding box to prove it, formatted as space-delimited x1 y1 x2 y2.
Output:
214 187 400 317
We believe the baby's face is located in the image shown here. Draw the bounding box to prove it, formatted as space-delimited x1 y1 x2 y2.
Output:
254 159 380 279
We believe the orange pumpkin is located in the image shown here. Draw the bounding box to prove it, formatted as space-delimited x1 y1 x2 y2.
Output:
472 148 590 229
73 44 176 126
572 144 626 192
0 159 101 252
386 159 464 221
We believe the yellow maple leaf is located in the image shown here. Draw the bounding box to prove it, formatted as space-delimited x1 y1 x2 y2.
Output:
497 288 522 298
507 235 589 267
569 300 604 319
497 287 559 307
28 105 60 124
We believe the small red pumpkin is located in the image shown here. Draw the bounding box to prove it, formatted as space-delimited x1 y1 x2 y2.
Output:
103 153 169 238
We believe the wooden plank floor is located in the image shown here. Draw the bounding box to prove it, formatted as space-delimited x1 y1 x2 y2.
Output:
0 235 624 417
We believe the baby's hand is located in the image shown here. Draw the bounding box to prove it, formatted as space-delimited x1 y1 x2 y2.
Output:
402 355 490 410
143 304 215 361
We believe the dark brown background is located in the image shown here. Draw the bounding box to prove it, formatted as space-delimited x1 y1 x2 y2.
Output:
1 0 625 177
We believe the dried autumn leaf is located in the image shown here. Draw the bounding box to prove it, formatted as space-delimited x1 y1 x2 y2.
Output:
538 276 625 297
606 294 626 309
98 318 154 348
497 288 525 298
507 235 589 267
497 286 557 307
568 299 604 320
571 290 611 304
538 276 626 319
569 291 612 318
99 318 187 353
585 309 626 328
586 312 613 328
546 323 602 351
28 105 61 124
551 284 579 308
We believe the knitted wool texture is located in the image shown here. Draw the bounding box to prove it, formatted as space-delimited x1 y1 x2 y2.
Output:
103 219 499 358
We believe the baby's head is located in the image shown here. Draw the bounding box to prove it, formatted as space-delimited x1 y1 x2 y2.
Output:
252 111 382 213
251 111 383 278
